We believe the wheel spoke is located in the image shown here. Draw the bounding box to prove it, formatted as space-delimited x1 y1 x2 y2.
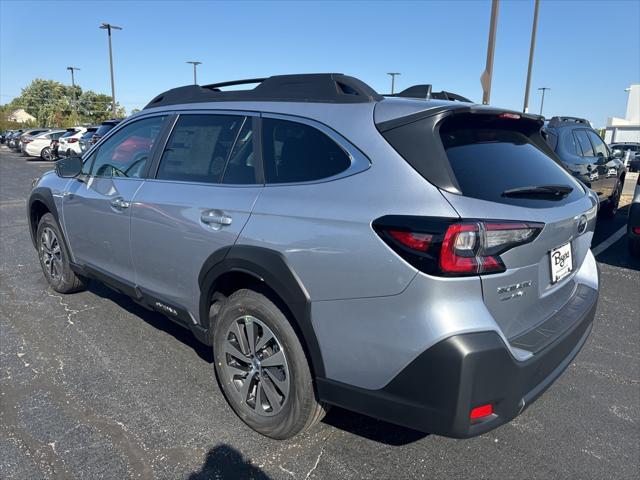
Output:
254 382 264 412
255 329 274 352
239 372 254 402
261 349 285 368
226 364 249 379
261 373 282 408
224 341 250 363
233 321 250 356
245 318 256 355
264 368 289 397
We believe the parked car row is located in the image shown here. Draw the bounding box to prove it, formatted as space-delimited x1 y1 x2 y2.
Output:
1 120 121 160
610 142 640 172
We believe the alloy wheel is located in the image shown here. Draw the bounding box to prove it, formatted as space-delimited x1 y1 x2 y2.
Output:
222 315 290 416
40 227 63 280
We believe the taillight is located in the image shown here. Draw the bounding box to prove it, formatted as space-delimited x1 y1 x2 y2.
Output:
374 217 543 277
68 138 79 143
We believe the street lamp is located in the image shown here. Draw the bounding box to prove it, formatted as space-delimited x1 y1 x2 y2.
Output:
523 0 540 112
99 23 122 116
66 66 80 113
186 61 202 85
538 87 550 116
387 72 401 94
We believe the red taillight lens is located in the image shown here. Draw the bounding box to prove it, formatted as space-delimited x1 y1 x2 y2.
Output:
68 138 78 143
633 227 640 235
470 404 493 420
374 217 543 277
388 230 433 251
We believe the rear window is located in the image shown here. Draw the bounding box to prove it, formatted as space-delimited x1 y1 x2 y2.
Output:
80 131 97 140
61 131 77 138
439 120 584 207
95 123 117 137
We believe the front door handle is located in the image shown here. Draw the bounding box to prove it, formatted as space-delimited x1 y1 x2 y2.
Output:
111 197 130 210
201 210 232 228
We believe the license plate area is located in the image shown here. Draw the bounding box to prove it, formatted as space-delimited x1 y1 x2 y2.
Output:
549 242 573 284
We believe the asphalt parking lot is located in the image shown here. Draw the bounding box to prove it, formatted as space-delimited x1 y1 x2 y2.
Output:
1 146 638 480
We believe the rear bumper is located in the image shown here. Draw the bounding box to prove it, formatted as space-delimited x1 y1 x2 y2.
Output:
317 284 597 438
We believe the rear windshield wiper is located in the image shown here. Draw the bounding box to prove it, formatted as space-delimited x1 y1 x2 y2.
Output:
502 184 573 199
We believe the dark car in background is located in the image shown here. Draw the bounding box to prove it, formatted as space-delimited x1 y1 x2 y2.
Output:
90 119 121 146
79 127 98 154
542 117 625 217
7 130 25 149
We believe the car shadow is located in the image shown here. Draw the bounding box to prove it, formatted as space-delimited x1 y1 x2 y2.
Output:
593 204 640 271
87 284 429 446
87 281 213 363
187 444 271 479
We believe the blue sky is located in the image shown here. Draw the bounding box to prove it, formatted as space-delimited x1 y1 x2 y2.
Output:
1 0 638 127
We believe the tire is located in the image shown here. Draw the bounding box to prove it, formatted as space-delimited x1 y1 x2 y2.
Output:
212 288 327 439
41 147 53 161
600 179 622 218
36 213 86 294
629 236 640 258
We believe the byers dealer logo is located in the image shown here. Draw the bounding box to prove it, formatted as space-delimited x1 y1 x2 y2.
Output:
552 249 571 269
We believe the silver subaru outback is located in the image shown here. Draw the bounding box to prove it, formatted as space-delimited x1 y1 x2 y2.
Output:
28 74 599 440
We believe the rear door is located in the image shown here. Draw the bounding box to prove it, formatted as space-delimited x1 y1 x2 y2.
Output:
131 112 262 322
573 129 610 200
435 114 597 340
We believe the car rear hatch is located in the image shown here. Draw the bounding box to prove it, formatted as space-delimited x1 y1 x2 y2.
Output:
377 105 597 347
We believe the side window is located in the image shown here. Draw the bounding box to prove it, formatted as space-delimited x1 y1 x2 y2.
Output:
156 115 248 184
262 118 351 184
90 116 166 178
574 130 594 157
587 131 608 157
563 131 578 155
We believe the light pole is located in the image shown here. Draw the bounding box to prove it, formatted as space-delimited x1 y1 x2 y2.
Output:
186 61 202 85
523 0 540 113
99 23 122 116
538 87 550 116
66 66 80 114
481 0 500 104
387 72 401 94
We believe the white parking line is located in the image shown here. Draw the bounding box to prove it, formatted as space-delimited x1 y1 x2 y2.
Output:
592 226 627 256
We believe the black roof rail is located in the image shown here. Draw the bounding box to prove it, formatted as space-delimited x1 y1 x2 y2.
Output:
389 84 473 103
144 73 383 109
547 116 590 128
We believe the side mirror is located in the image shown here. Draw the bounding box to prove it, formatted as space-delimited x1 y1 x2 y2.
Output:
55 156 83 178
611 149 623 159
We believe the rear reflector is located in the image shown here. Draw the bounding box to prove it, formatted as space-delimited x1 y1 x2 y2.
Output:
388 230 432 251
470 404 493 420
498 112 521 120
633 227 640 235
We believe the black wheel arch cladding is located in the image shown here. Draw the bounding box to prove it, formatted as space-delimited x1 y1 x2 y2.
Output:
199 245 326 378
28 187 60 248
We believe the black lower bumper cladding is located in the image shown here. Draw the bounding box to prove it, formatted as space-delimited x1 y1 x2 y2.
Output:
317 285 597 438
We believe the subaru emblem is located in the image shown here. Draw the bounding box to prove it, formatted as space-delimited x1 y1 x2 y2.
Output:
577 214 588 235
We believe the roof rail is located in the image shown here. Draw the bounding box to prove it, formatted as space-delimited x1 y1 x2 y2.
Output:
389 84 473 103
144 73 383 109
547 116 590 127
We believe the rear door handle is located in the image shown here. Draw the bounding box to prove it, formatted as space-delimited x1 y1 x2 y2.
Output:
111 197 130 210
200 210 232 228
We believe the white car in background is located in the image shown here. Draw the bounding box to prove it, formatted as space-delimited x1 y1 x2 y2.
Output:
58 127 87 157
24 130 67 160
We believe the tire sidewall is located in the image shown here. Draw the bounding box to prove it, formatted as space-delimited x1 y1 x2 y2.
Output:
213 290 315 439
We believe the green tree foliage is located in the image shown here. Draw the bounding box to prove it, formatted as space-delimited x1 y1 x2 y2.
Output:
2 79 126 127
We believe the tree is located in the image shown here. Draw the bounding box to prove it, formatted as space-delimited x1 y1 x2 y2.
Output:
3 79 126 127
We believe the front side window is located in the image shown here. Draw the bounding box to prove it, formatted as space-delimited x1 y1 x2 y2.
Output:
90 115 166 178
262 118 351 183
586 131 608 157
156 115 252 184
574 130 594 157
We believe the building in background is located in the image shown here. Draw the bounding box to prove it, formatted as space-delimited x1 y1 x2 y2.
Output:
6 108 36 123
605 84 640 143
